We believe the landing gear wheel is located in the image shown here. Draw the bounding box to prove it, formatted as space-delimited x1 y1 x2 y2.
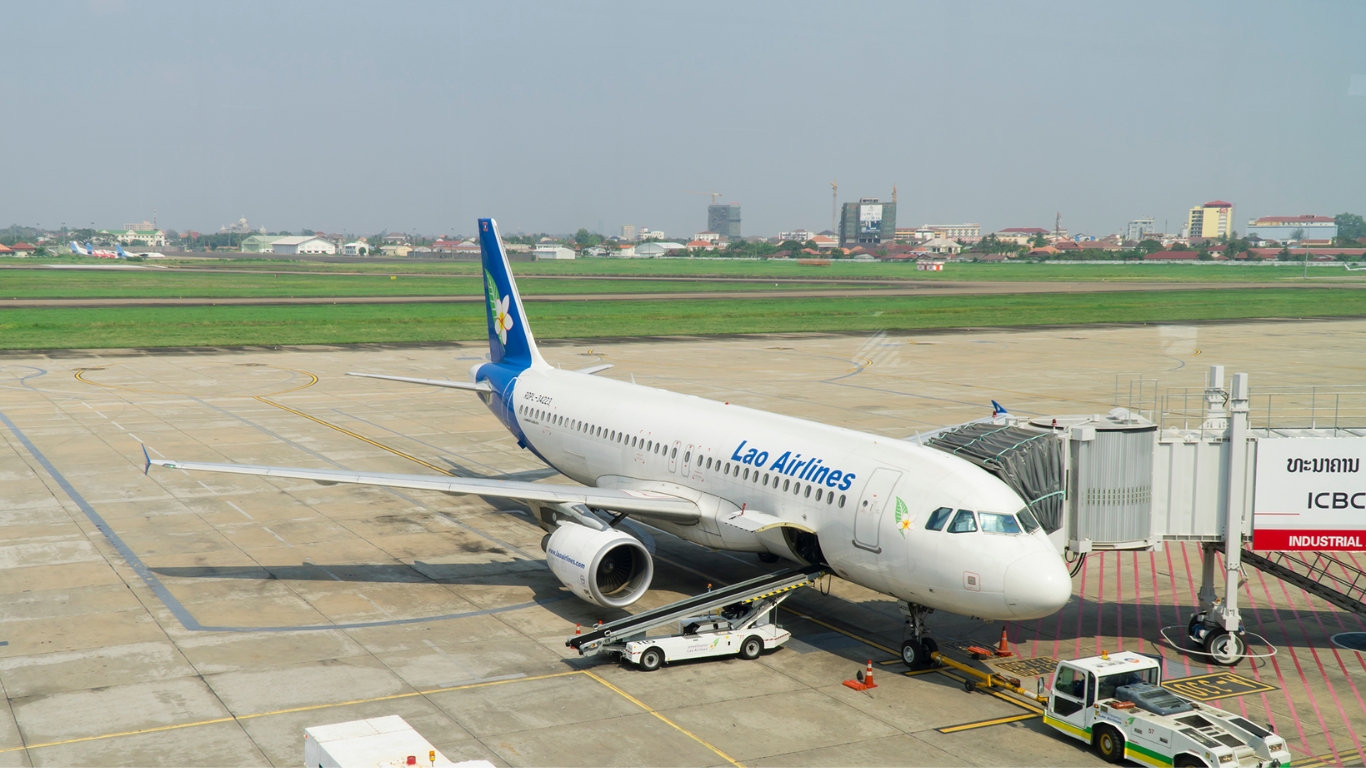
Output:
921 637 939 664
1094 725 1125 763
1187 611 1207 644
901 640 924 670
739 636 763 660
1204 630 1246 666
1174 756 1208 767
756 552 779 564
638 646 664 672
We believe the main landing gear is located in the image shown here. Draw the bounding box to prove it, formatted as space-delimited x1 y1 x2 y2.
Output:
899 602 939 670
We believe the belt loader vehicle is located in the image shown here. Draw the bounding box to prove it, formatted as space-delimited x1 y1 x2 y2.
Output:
1043 652 1290 767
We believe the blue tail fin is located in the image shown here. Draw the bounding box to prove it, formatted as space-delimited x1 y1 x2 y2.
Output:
115 244 127 258
478 218 545 369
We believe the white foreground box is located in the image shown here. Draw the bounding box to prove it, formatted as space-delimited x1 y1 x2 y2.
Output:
303 715 490 768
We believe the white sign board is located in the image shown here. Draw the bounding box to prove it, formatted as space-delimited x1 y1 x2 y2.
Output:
859 204 883 234
1253 438 1366 550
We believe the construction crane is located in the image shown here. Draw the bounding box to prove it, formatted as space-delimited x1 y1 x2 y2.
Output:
830 179 838 233
684 191 724 205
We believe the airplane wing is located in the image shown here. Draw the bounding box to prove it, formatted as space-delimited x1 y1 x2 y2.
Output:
146 456 700 523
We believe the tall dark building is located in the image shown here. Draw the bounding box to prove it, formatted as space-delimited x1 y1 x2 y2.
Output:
707 203 741 239
838 198 897 246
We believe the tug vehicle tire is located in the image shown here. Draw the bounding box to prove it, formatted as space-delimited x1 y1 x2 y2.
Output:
1094 725 1125 764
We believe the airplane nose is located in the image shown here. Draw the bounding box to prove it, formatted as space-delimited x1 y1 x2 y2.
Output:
1004 551 1073 619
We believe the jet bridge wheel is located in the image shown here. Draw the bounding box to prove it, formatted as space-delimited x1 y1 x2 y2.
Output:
1204 630 1247 666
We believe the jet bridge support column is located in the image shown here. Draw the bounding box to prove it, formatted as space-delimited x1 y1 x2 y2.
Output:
1192 370 1252 665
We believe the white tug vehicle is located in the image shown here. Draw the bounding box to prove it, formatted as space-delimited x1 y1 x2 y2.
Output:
1043 652 1291 767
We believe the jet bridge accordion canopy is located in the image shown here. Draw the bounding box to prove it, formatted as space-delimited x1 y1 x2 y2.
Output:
926 423 1065 533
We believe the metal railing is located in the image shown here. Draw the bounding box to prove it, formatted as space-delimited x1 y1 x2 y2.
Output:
1114 376 1366 434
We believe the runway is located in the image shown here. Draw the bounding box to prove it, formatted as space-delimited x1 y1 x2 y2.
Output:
2 320 1365 765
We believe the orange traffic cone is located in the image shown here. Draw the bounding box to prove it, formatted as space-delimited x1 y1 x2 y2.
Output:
997 625 1013 657
575 623 581 636
843 660 878 691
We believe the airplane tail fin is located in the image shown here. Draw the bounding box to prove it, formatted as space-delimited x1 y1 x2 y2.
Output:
115 244 127 258
478 218 545 369
84 241 93 254
70 241 80 254
991 400 1009 421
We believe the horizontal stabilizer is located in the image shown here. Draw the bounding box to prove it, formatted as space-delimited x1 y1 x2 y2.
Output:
574 364 614 375
347 372 492 393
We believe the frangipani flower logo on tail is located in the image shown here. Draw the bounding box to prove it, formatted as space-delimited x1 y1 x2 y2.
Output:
485 270 515 347
895 497 911 537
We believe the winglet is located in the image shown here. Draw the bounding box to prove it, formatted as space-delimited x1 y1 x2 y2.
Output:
141 444 151 475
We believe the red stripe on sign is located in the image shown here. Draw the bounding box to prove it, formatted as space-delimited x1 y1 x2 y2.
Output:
1252 530 1366 550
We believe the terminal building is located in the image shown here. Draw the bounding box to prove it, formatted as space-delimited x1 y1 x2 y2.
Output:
838 198 897 246
1246 215 1338 242
707 204 741 240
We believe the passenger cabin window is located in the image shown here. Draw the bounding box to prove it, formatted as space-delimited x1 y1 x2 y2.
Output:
925 507 953 531
838 494 846 507
947 510 978 533
979 512 1022 535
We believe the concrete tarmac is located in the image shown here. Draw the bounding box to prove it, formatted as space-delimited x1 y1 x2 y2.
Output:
2 319 1366 766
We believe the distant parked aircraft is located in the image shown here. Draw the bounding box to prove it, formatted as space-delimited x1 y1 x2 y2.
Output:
69 241 127 259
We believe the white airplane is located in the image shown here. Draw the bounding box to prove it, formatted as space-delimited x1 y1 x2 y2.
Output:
149 217 1072 667
70 241 128 259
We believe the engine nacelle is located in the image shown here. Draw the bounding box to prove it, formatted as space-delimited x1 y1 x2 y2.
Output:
545 523 654 608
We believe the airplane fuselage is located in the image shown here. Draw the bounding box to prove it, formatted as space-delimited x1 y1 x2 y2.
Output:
477 361 1072 621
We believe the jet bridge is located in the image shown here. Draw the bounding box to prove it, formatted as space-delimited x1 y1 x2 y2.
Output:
925 365 1366 665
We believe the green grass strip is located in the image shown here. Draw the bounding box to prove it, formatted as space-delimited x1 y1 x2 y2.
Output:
1 288 1363 350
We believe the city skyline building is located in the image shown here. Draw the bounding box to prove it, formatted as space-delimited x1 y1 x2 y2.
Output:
1245 215 1337 242
707 203 742 240
1125 217 1156 242
838 198 897 246
1187 200 1235 238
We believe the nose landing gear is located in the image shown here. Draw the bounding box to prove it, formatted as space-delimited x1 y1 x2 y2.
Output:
899 602 939 670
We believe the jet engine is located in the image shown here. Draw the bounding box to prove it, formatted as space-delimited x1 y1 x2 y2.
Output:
545 523 654 608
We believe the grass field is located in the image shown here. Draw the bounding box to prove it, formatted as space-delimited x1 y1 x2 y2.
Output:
2 259 1361 300
3 288 1364 349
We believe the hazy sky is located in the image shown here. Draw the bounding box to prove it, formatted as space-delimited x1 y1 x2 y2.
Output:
4 1 1364 238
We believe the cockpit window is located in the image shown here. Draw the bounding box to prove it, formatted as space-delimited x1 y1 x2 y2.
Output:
947 510 977 533
1017 507 1041 534
979 512 1022 535
925 507 953 531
